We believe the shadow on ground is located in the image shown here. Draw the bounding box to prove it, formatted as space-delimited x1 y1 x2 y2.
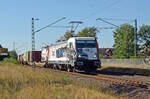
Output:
98 67 150 76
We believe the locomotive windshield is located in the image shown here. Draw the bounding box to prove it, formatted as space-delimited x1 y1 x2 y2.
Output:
76 40 96 48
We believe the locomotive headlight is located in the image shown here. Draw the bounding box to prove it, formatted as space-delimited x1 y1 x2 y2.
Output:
93 54 97 58
78 55 81 58
78 54 88 59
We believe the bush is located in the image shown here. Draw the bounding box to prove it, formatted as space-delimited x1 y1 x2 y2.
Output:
2 58 19 64
9 51 18 59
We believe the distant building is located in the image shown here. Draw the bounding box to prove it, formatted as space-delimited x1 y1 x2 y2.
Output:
99 48 115 58
139 42 150 57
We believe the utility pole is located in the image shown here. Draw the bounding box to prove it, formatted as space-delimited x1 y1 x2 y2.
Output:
32 18 35 51
134 19 137 57
32 18 39 67
31 18 36 66
13 42 16 51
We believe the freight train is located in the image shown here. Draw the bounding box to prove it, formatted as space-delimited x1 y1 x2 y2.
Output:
18 37 101 72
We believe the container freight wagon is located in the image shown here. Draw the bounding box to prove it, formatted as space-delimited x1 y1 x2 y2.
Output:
25 52 30 62
18 54 24 63
42 37 101 72
29 51 41 62
18 51 41 64
20 52 29 64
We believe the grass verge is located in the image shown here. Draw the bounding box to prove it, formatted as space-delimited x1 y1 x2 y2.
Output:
0 63 125 99
1 58 19 64
100 64 150 76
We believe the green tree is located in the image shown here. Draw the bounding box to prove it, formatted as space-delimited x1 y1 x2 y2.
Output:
77 27 98 37
9 50 18 59
64 31 74 40
138 25 150 56
138 24 150 45
56 31 74 42
113 24 135 58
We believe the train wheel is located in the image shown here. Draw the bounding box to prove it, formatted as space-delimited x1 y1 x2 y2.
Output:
44 62 48 68
72 68 76 72
67 65 72 72
53 64 57 70
44 64 47 68
58 65 62 70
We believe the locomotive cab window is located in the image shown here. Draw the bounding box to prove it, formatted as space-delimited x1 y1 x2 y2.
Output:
76 40 96 48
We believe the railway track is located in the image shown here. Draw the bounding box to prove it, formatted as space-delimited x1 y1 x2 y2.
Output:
96 74 150 89
67 72 150 90
27 64 150 90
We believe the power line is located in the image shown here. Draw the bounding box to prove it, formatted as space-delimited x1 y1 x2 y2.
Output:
98 18 134 22
97 27 116 29
13 42 15 51
98 18 135 26
35 17 66 33
96 18 120 28
83 0 121 21
47 26 71 28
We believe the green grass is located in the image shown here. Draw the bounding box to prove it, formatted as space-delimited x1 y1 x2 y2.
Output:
0 63 125 99
2 58 19 64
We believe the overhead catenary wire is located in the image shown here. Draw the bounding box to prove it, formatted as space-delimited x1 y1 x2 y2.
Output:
99 18 133 22
97 18 135 26
96 27 116 29
82 0 122 21
45 26 71 28
35 17 66 33
96 18 120 28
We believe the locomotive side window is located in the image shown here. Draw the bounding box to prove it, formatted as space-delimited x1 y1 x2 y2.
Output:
69 43 73 49
69 43 74 50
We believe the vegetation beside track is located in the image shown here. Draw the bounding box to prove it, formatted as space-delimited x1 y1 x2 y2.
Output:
0 62 124 99
1 58 19 64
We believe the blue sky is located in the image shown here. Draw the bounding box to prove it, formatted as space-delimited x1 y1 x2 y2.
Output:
0 0 150 54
